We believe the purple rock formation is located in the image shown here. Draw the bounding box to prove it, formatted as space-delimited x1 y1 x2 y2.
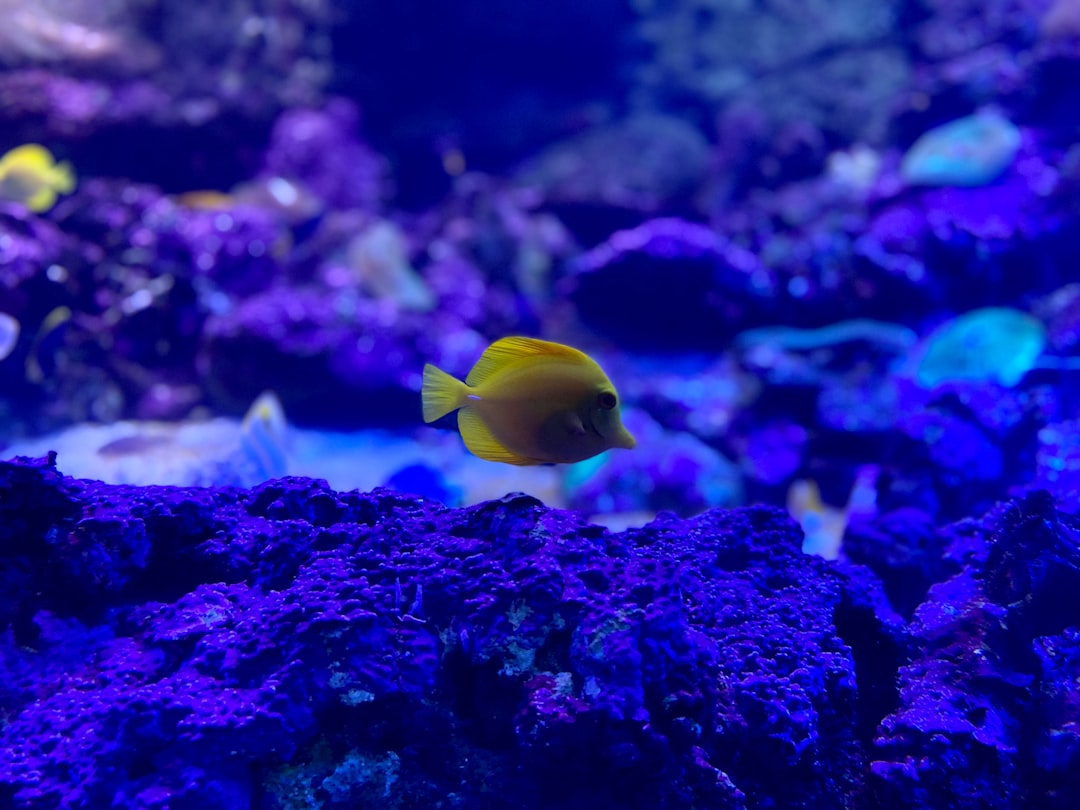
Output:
882 380 1057 520
631 0 910 148
0 454 907 809
856 132 1071 311
1027 419 1080 513
564 409 743 517
1037 282 1080 355
261 99 389 213
197 282 492 427
514 114 712 243
562 218 777 351
11 178 295 427
842 507 959 619
0 0 331 150
872 492 1080 809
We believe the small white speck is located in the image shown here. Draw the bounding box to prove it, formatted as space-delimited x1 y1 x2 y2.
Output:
267 177 299 207
120 288 153 314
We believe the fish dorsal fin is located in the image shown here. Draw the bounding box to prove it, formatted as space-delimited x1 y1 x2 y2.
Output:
457 407 536 466
2 144 54 173
465 336 593 387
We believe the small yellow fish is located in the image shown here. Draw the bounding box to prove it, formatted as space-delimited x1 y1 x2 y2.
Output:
175 190 236 211
0 144 76 212
422 337 636 466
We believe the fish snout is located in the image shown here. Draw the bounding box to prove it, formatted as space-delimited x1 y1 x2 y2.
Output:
613 427 637 450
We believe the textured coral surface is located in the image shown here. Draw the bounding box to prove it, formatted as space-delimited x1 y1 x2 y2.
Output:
2 454 1077 809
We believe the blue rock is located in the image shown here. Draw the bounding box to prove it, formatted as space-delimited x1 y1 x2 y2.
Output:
900 112 1021 188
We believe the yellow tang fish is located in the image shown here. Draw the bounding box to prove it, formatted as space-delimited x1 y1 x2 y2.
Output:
0 144 76 212
422 336 637 466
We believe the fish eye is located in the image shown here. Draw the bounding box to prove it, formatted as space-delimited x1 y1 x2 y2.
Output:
597 391 617 410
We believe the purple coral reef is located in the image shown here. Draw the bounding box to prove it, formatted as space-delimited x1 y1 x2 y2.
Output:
3 453 1079 809
2 453 895 809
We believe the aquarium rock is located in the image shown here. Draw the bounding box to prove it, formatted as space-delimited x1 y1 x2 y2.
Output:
3 455 1077 807
563 218 777 351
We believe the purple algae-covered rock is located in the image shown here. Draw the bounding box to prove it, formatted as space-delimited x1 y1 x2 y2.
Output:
1035 282 1080 355
730 419 808 496
613 353 758 445
197 283 484 427
871 491 1080 809
841 507 960 619
885 380 1055 520
906 0 1061 113
563 409 743 518
261 99 389 213
422 252 540 340
58 177 288 298
410 172 575 324
0 71 169 140
0 0 330 142
1026 419 1080 514
0 202 75 321
630 0 908 148
562 218 778 351
856 136 1071 309
148 201 288 298
0 454 909 809
10 178 292 424
1031 626 1080 802
818 369 902 434
513 114 712 242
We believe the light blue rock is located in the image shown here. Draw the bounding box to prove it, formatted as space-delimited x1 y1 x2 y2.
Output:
900 112 1021 187
0 312 19 361
913 307 1046 388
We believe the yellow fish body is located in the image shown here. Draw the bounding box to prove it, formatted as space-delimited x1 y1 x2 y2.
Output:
422 337 636 466
0 144 76 212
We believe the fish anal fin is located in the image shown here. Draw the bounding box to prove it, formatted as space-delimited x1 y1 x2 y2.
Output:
422 363 467 423
458 407 535 465
26 187 57 213
465 336 592 387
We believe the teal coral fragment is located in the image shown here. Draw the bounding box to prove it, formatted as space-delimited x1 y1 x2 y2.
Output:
901 112 1021 188
913 307 1046 388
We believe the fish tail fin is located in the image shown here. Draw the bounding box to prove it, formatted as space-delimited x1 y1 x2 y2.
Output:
52 160 76 194
422 363 467 422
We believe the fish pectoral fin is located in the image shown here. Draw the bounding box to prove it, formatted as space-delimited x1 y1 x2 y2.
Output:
465 336 592 386
566 412 588 437
458 408 536 466
422 364 467 423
